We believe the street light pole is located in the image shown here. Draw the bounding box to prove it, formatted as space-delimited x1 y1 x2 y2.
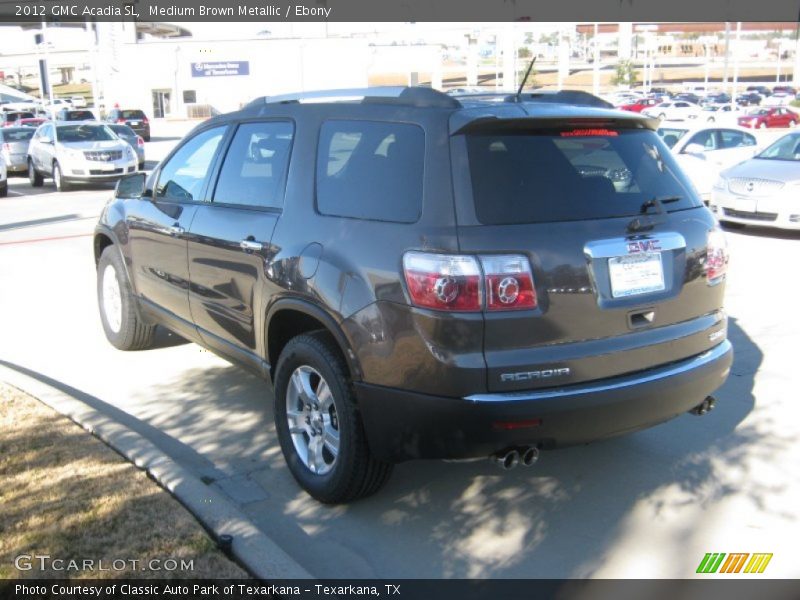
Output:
731 22 742 113
593 23 600 96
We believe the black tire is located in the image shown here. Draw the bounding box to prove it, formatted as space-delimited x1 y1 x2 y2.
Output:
97 246 156 350
143 133 151 142
720 220 746 230
274 332 392 503
28 159 43 187
138 161 145 171
53 162 70 192
0 181 7 197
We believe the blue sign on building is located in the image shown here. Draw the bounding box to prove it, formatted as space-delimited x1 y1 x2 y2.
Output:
191 61 250 78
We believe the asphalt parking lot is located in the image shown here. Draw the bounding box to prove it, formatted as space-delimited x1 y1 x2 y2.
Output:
1 121 799 578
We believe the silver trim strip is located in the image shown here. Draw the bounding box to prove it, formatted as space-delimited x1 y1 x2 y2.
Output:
584 231 686 259
465 340 731 403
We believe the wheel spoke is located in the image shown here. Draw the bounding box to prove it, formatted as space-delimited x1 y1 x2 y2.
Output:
307 436 325 473
316 379 333 411
286 409 308 435
290 369 317 407
323 423 339 457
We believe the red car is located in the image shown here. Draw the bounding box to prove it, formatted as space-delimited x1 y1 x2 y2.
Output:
617 98 661 113
737 107 798 129
0 111 37 127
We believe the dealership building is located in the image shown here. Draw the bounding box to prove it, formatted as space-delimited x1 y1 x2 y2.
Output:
0 22 447 119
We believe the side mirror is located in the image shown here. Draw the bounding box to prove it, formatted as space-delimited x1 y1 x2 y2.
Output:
115 172 146 199
683 143 706 156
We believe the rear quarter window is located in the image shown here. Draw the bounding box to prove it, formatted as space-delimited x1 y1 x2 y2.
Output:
464 128 701 225
316 120 424 223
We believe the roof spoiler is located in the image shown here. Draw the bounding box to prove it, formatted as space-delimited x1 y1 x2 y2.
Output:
451 115 659 136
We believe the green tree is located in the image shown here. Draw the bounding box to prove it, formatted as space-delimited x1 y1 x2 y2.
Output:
518 47 532 59
611 59 638 87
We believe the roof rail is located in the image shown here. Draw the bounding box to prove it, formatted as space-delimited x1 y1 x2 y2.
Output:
252 86 460 109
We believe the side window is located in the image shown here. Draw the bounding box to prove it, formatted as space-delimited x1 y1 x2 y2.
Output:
213 121 294 209
686 130 716 150
720 130 755 148
156 126 226 202
316 120 424 223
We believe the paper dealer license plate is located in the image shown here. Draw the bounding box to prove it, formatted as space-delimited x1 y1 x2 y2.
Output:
608 252 665 298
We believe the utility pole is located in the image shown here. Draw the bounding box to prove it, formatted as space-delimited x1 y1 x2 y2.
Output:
731 22 742 113
593 23 600 96
722 22 731 95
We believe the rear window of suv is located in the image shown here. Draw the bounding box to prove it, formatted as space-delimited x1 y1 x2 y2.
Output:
121 110 146 119
316 120 424 223
465 128 701 225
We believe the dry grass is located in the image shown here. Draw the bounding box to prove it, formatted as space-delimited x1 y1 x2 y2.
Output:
0 384 249 580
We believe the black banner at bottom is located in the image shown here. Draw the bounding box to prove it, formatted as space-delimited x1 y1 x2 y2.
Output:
2 579 800 600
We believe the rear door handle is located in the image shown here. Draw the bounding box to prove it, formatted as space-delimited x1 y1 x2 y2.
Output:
240 239 263 252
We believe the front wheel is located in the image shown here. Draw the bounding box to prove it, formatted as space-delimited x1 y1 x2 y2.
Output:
28 159 43 187
53 162 70 192
273 332 392 504
0 181 7 197
97 246 156 350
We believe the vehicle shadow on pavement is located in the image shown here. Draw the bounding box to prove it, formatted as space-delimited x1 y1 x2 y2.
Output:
0 318 767 579
360 317 765 578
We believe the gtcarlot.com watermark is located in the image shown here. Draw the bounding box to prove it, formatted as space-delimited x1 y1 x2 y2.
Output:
14 553 194 572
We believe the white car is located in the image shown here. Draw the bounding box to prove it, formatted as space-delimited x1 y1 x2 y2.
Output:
710 131 800 230
699 103 740 124
70 96 88 108
658 124 759 202
762 93 793 107
642 100 702 122
27 121 138 192
0 154 7 197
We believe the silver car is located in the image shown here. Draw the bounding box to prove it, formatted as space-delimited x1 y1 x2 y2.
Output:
27 121 137 192
710 131 800 230
0 126 36 174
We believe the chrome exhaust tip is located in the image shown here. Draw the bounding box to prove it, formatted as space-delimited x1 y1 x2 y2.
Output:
491 449 520 470
520 446 540 467
690 395 717 416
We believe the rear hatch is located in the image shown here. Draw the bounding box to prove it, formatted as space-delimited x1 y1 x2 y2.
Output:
451 114 727 392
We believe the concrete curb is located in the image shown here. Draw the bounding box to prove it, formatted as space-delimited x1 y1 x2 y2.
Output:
0 365 313 580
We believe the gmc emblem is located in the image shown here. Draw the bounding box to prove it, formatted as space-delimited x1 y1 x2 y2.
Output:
627 240 661 254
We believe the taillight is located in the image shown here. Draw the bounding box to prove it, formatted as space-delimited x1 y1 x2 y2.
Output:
142 116 149 124
136 136 144 146
403 252 482 311
480 255 537 310
403 252 537 312
706 229 729 284
116 118 126 124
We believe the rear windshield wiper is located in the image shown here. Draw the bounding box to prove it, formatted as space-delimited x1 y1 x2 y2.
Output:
627 196 682 233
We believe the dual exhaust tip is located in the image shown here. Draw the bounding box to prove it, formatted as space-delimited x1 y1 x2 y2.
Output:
492 395 718 469
689 395 717 416
491 446 539 470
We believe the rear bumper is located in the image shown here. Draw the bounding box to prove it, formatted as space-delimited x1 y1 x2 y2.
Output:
356 340 733 462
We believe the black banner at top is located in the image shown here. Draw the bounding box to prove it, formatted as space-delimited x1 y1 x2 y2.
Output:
1 0 800 23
